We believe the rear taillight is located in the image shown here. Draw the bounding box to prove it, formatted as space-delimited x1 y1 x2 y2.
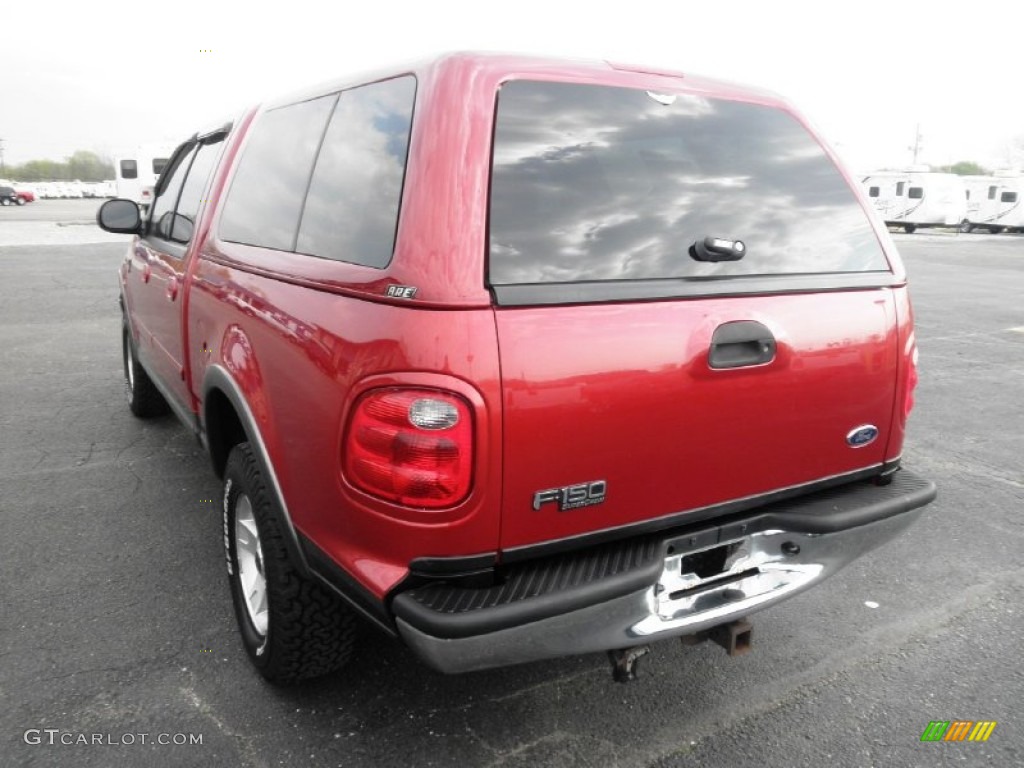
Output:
344 389 473 509
903 344 919 422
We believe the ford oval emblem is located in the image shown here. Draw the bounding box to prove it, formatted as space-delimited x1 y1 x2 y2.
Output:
846 424 879 448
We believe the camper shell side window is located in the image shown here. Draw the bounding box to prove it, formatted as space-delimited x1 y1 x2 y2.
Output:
896 182 905 196
908 187 923 199
1001 191 1018 203
868 186 879 197
219 76 416 269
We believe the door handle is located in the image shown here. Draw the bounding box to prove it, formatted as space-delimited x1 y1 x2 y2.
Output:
709 321 776 369
166 275 181 301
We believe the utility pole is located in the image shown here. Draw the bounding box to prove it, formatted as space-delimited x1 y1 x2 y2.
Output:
909 124 922 166
0 138 5 175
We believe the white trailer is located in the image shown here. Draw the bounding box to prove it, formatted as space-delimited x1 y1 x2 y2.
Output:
860 171 967 233
114 145 174 208
962 172 1024 233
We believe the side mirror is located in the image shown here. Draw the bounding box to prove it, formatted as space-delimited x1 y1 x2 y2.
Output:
96 199 142 234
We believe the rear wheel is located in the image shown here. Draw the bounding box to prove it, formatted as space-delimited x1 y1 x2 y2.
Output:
903 223 916 234
988 225 1003 234
223 443 357 683
15 197 26 206
0 198 10 206
958 219 973 233
122 323 169 417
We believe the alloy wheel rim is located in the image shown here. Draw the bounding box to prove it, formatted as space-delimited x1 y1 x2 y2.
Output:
234 494 269 636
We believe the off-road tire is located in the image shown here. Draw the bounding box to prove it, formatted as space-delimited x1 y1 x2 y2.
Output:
223 443 357 683
122 322 169 417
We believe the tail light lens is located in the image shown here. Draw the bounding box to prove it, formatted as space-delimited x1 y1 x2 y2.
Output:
344 389 473 509
903 344 919 422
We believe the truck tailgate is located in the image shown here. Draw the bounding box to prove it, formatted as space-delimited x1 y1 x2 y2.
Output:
495 289 898 549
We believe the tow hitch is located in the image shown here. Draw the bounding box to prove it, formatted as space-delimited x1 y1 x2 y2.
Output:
680 617 753 657
607 645 650 682
607 618 752 682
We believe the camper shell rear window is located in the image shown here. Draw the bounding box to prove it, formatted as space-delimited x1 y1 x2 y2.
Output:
488 81 890 303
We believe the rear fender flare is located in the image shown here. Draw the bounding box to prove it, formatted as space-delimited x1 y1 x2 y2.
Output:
201 361 309 576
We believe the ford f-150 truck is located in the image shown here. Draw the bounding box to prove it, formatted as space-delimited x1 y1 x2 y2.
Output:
97 52 936 684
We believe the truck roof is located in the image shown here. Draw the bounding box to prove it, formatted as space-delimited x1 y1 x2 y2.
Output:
261 51 788 112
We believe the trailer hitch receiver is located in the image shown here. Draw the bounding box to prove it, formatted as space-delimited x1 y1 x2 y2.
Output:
680 618 753 657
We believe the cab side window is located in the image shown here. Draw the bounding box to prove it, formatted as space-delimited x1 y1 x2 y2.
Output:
149 146 196 241
171 141 224 244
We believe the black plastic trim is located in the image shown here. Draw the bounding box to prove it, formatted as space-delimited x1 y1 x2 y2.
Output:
201 365 309 576
491 272 901 307
394 538 664 639
392 469 935 640
501 461 901 565
201 365 396 636
298 534 397 637
409 552 498 577
198 122 232 145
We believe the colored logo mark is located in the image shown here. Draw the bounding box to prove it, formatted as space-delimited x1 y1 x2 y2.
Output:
920 720 997 742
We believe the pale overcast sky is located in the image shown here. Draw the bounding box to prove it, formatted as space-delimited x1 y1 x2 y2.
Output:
3 0 1022 173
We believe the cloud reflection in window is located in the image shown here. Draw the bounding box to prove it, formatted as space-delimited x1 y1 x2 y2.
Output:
489 81 888 286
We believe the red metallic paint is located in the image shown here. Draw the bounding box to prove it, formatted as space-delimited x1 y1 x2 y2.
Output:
493 291 900 549
188 259 503 597
117 53 917 600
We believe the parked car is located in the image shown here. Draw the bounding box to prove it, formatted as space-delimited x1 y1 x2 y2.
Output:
0 185 19 205
15 187 36 204
96 53 936 685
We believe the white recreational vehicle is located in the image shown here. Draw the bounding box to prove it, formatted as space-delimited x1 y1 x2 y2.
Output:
860 171 967 233
114 145 174 208
963 172 1024 233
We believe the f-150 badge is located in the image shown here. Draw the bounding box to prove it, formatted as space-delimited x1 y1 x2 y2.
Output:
533 480 607 511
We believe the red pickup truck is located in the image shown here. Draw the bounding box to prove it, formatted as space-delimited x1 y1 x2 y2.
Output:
98 53 935 684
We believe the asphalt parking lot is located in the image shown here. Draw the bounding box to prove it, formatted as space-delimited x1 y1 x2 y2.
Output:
1 201 1022 767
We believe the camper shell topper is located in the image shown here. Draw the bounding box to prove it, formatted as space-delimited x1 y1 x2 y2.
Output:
97 52 934 685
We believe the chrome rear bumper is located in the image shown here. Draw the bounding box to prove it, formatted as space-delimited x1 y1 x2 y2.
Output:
396 496 928 674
